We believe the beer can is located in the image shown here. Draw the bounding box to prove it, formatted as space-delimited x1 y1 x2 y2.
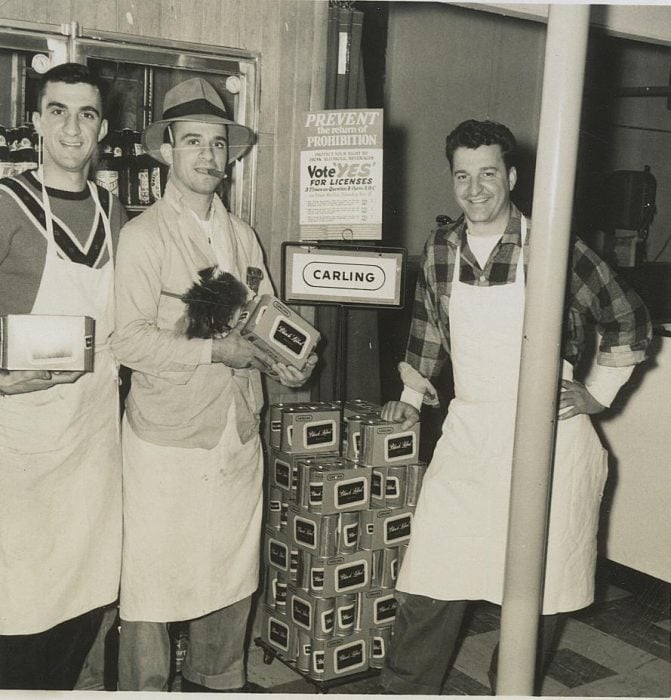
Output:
344 414 364 461
405 463 426 507
337 511 360 554
379 547 399 589
280 497 289 530
268 486 282 529
334 594 357 636
385 465 407 508
312 648 325 678
307 466 324 514
314 597 336 639
298 458 316 509
310 561 325 595
297 550 311 591
289 545 300 585
269 403 285 448
295 629 312 673
371 549 382 587
264 566 278 608
370 468 386 508
318 514 338 558
370 626 394 668
275 571 288 613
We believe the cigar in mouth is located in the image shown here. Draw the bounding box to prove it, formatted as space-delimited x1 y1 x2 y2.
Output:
203 167 227 179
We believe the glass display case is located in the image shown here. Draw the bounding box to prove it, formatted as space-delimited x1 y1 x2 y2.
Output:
0 20 259 221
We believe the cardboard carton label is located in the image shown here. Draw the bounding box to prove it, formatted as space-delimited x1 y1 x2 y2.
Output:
335 560 367 593
305 420 336 448
335 478 367 508
334 639 366 673
292 597 312 629
275 459 291 489
269 538 289 570
385 432 416 461
294 517 317 549
375 595 397 625
268 617 290 652
385 512 412 545
272 317 308 357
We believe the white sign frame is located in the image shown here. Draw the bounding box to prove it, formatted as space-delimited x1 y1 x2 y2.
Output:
281 242 406 309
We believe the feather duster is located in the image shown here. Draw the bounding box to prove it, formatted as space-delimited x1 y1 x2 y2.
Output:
180 266 248 339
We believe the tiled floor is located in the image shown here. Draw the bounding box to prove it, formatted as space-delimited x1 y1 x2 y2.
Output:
244 559 670 696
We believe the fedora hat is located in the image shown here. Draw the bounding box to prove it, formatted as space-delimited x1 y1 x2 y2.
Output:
143 77 254 165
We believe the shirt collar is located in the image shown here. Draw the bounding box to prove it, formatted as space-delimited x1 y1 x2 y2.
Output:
441 204 523 247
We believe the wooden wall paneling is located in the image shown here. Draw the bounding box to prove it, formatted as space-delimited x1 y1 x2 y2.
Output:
252 0 281 258
71 0 119 33
238 0 266 53
160 0 203 43
117 0 160 40
46 0 71 26
0 0 48 23
265 0 301 285
199 0 224 48
215 0 243 49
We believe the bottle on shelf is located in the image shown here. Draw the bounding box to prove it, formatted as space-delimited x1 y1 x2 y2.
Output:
134 130 152 206
95 133 120 197
119 128 136 206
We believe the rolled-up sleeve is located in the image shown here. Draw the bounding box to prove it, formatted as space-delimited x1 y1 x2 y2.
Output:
569 240 651 367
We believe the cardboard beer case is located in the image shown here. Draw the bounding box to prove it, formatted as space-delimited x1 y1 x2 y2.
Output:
358 418 420 467
0 314 94 371
359 506 414 550
264 525 299 576
270 448 308 503
260 604 295 659
239 294 320 371
296 456 371 515
307 550 373 599
287 585 336 640
356 588 398 631
305 631 370 682
280 405 341 455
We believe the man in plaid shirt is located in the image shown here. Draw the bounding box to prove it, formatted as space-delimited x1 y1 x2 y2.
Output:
379 120 651 695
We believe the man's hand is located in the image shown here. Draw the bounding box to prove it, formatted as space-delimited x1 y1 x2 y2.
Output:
558 379 605 421
0 369 85 396
270 353 318 388
381 400 420 430
211 329 275 371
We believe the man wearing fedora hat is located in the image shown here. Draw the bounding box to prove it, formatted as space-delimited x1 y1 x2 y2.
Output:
112 77 317 692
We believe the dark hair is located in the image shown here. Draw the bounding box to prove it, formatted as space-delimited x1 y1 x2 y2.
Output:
445 119 517 172
36 63 105 112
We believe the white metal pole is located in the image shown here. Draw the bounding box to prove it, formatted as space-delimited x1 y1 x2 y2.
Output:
496 5 590 696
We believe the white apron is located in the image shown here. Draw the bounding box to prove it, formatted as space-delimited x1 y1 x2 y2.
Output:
120 200 263 623
396 218 608 614
0 181 122 635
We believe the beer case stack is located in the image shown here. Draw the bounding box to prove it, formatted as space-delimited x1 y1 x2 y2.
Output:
260 399 427 684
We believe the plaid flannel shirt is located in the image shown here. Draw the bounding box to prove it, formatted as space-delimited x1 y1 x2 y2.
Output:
406 205 652 387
